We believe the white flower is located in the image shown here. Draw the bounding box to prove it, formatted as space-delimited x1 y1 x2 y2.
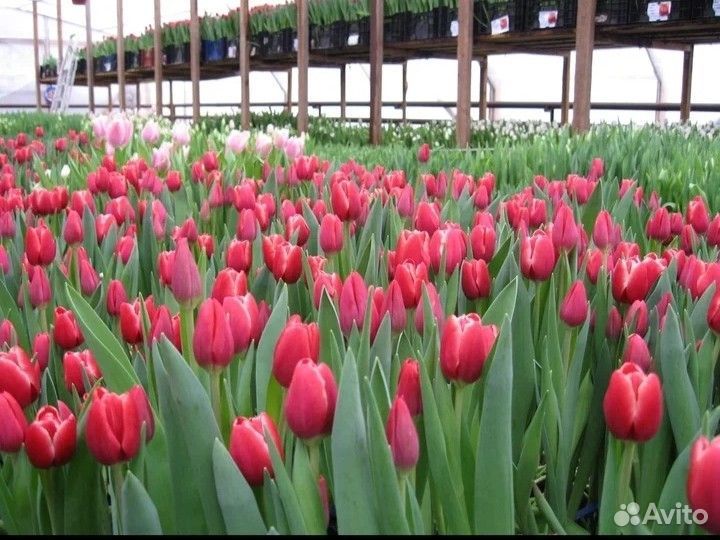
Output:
60 165 70 178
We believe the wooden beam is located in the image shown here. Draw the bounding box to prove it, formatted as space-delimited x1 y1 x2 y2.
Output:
369 0 383 145
297 0 309 134
286 69 293 114
680 46 694 122
479 55 488 121
401 61 408 123
340 65 346 120
239 0 250 129
154 0 162 115
572 0 596 132
85 0 95 113
116 0 126 110
56 0 63 64
561 53 571 125
32 1 41 111
190 0 200 122
456 0 472 147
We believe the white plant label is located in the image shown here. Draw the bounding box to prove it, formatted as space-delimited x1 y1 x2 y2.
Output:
647 1 671 21
293 38 298 51
450 20 459 36
347 33 359 46
227 45 237 58
713 0 720 16
539 10 559 28
491 15 510 35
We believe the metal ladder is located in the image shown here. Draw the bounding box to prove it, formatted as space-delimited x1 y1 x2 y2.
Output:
51 37 79 113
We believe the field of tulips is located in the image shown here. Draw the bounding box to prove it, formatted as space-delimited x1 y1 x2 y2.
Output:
2 112 720 535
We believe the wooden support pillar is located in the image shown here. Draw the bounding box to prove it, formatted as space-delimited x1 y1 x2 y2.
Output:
340 65 346 120
297 0 309 134
369 0 383 145
239 0 250 129
190 0 200 122
456 0 472 147
85 0 95 113
136 82 141 110
116 0 126 110
561 53 571 125
154 0 162 115
572 0 596 132
401 61 408 123
680 46 694 123
286 69 293 113
56 0 63 64
32 1 41 111
478 55 488 121
108 86 113 112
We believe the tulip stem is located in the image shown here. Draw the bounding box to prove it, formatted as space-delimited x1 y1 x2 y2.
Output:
397 471 408 518
532 483 566 535
454 384 467 432
308 442 321 478
618 442 636 511
40 469 59 534
210 368 222 429
111 464 125 535
179 306 196 365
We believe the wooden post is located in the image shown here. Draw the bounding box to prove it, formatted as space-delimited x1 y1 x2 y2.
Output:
478 55 488 121
297 0 309 134
239 0 250 129
85 0 95 113
561 53 571 125
136 82 141 110
286 69 293 114
680 46 694 123
32 1 41 111
340 65 346 120
108 86 113 112
169 81 175 121
369 0 383 145
190 0 200 122
154 0 163 114
572 0 596 132
456 0 472 147
56 0 63 64
116 0 126 110
401 61 408 123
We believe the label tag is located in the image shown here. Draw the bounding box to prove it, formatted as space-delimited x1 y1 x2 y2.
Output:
491 15 510 34
227 45 237 58
347 33 359 46
647 1 671 21
713 0 720 15
450 20 459 36
539 10 559 28
293 38 298 51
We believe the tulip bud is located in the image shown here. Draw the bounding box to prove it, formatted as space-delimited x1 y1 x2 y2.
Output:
559 280 589 327
461 259 492 300
417 143 430 163
0 391 27 452
319 213 344 255
312 271 343 309
63 210 84 245
646 207 672 242
331 180 361 222
440 314 498 384
25 222 56 266
708 214 720 248
273 315 320 388
606 306 623 341
0 346 41 407
622 334 652 372
223 294 260 355
0 319 17 347
262 234 303 284
193 299 235 369
211 268 248 302
284 360 337 440
396 358 422 416
24 402 77 468
470 224 496 263
687 435 720 534
386 396 420 471
53 307 84 350
119 301 143 345
602 362 663 442
592 210 615 250
687 196 710 235
382 281 407 333
150 306 182 351
520 230 556 281
429 227 467 276
611 256 664 304
63 349 102 394
226 239 253 274
229 412 283 487
625 300 649 337
106 279 129 317
171 238 202 306
414 282 444 335
339 272 369 335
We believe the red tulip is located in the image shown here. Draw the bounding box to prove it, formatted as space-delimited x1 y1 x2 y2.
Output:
417 143 430 163
611 257 664 304
202 151 219 172
602 362 663 442
229 412 284 486
211 268 248 302
236 208 258 241
606 306 623 341
119 301 143 345
32 332 50 371
461 259 491 300
223 294 260 354
193 299 235 369
625 300 648 337
339 272 369 335
386 396 419 471
285 214 310 247
331 180 361 222
53 307 84 350
262 234 303 284
559 280 589 327
392 230 430 273
24 402 77 468
78 250 100 296
0 346 40 407
708 214 720 247
707 291 720 334
551 203 580 252
284 360 337 440
687 196 710 234
429 226 467 276
106 279 128 317
25 221 56 266
470 224 496 262
0 391 27 452
272 315 320 388
622 334 652 372
319 213 343 254
440 314 498 384
520 230 556 281
312 271 343 309
687 435 720 534
63 349 102 395
396 358 422 416
149 306 182 351
393 261 429 309
0 320 16 348
382 281 407 333
646 207 671 242
226 239 253 273
414 282 444 335
414 202 440 235
63 210 84 245
171 238 202 305
592 210 615 249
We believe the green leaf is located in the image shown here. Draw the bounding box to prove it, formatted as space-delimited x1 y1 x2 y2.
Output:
290 442 326 534
514 394 547 532
474 316 514 534
255 284 288 411
482 276 518 327
266 438 308 535
121 472 163 535
331 352 380 534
